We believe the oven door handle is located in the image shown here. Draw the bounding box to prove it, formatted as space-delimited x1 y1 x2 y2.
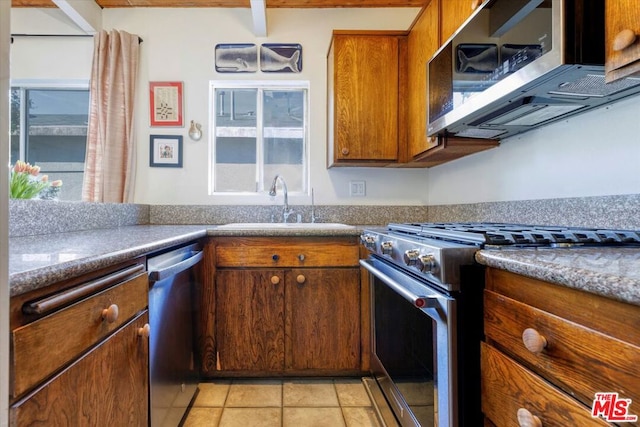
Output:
360 258 439 308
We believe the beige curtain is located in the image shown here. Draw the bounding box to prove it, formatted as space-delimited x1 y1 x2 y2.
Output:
82 30 140 203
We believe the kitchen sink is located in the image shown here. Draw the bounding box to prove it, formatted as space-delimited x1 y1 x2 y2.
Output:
217 222 355 230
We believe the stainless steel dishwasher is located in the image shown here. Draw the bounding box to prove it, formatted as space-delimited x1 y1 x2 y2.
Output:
148 242 203 427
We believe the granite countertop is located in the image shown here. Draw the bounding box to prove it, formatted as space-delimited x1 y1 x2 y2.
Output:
476 247 640 307
9 224 363 297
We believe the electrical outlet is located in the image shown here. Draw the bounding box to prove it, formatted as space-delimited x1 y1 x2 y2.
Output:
349 180 366 197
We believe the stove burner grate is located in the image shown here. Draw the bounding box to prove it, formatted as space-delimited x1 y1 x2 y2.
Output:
387 222 640 248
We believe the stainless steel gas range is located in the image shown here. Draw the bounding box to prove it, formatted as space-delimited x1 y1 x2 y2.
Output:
360 222 640 427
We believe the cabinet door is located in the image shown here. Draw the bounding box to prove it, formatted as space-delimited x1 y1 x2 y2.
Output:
408 0 441 159
285 268 360 371
605 0 640 82
330 34 399 164
11 313 149 427
440 0 481 43
215 269 285 372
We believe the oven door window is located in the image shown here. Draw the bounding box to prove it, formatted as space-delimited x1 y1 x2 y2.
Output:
375 278 437 424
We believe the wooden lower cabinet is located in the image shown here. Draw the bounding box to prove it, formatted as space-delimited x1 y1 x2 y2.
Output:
11 313 149 426
482 268 640 427
285 268 360 371
215 267 361 375
216 269 285 372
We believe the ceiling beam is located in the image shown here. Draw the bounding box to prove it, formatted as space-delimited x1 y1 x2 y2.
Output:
51 0 102 34
250 0 267 37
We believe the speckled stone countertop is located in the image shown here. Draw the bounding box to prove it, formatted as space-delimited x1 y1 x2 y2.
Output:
476 247 640 307
9 224 363 298
9 225 208 297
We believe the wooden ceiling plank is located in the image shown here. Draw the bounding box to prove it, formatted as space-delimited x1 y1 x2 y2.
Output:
13 0 423 7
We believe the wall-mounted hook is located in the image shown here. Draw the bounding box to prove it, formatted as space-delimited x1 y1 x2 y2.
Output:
188 120 202 141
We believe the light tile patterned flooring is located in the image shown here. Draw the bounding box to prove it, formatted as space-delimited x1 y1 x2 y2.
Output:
182 378 382 427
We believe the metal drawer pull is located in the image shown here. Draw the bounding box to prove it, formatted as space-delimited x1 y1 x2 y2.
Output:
101 304 119 323
23 263 145 315
517 408 542 427
522 328 547 353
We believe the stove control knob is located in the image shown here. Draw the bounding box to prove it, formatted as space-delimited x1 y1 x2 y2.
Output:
360 234 377 250
418 254 437 274
403 249 420 266
381 241 393 255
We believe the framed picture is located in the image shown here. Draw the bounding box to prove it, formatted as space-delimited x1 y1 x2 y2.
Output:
260 43 302 73
215 43 258 73
149 81 184 127
150 134 183 168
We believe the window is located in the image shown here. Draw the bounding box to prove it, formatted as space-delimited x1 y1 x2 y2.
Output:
11 81 89 201
210 81 309 195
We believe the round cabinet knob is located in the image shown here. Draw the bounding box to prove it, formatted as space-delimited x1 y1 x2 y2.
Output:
138 323 151 338
613 29 637 51
272 254 280 261
471 0 482 10
298 254 305 262
517 408 542 427
522 328 547 353
271 276 281 285
296 274 306 284
341 147 350 156
101 304 119 323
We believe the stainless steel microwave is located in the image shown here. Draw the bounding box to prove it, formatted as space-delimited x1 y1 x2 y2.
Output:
427 0 640 140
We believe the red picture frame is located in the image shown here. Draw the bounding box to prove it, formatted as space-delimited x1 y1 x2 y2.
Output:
149 81 184 127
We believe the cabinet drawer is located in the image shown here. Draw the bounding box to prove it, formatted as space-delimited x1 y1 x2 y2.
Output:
215 237 359 267
12 312 149 426
11 270 148 398
484 289 640 415
605 0 640 80
481 343 611 427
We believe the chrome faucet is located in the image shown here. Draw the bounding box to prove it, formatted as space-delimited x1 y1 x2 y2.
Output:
268 175 294 222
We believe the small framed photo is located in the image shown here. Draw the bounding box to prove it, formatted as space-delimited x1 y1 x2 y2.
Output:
150 134 183 168
149 81 184 127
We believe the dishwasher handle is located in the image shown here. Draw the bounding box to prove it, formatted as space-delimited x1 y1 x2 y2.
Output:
148 250 203 282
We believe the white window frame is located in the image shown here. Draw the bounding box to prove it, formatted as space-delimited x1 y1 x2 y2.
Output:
208 80 310 199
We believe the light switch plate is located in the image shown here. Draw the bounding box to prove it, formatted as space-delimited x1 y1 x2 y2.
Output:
349 180 366 197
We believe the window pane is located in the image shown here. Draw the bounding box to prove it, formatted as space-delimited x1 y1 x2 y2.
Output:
215 136 257 192
262 90 304 192
215 88 257 127
11 88 89 201
214 88 258 192
10 89 20 163
264 90 304 128
211 84 307 195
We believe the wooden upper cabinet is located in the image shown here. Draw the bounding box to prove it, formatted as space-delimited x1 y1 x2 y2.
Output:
407 0 440 159
440 0 481 43
605 0 640 82
327 32 405 167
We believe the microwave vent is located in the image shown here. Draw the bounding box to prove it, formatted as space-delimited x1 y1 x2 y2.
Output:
455 128 506 139
550 74 640 98
469 96 586 128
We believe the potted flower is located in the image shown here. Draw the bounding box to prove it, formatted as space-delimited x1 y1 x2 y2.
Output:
9 161 63 200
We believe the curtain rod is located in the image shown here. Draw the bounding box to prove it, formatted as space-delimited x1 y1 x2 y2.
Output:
10 34 144 43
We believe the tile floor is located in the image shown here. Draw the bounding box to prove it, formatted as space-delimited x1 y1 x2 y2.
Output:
182 378 383 427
